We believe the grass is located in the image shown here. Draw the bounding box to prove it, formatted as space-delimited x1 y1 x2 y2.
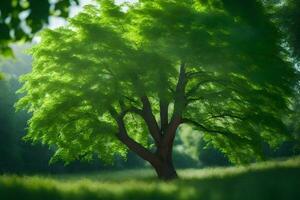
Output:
1 156 300 200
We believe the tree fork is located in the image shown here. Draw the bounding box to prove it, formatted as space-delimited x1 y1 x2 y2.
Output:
151 62 187 180
108 62 188 181
140 96 162 146
111 107 179 180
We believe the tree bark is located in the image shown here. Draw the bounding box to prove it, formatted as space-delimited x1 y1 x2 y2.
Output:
152 118 181 181
152 144 178 180
152 158 178 180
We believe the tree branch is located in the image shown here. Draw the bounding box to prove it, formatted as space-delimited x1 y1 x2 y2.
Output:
159 99 169 133
186 71 206 78
172 62 188 117
182 118 250 143
140 96 162 146
162 62 187 151
123 95 140 105
108 107 159 165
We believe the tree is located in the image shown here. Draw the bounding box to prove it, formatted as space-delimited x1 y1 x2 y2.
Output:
0 0 78 57
17 0 298 180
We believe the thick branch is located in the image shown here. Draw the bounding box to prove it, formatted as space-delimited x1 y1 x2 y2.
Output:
159 99 169 133
109 107 159 165
127 75 162 146
162 62 187 152
141 96 162 145
172 62 187 117
162 116 181 154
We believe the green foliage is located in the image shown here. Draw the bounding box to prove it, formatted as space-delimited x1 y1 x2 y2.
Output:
277 0 300 60
0 51 148 173
1 157 300 200
17 0 298 165
0 0 79 57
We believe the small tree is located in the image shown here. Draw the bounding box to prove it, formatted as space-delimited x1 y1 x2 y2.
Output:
17 0 297 180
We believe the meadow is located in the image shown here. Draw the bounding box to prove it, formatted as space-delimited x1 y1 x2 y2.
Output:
1 156 300 200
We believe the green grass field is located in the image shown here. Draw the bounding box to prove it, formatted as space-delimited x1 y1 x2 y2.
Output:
1 157 300 200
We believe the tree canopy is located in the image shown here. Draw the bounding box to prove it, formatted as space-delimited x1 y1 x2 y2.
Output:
0 0 79 57
277 0 300 60
17 0 298 179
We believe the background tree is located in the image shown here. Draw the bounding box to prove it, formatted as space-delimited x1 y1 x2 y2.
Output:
0 0 79 57
17 0 298 180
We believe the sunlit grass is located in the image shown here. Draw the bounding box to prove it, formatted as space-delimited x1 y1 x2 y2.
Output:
1 156 300 200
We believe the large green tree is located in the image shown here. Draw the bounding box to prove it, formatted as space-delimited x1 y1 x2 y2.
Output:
17 0 298 180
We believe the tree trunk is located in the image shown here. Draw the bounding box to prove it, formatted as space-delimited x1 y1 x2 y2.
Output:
153 159 178 180
152 145 178 181
150 114 181 181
